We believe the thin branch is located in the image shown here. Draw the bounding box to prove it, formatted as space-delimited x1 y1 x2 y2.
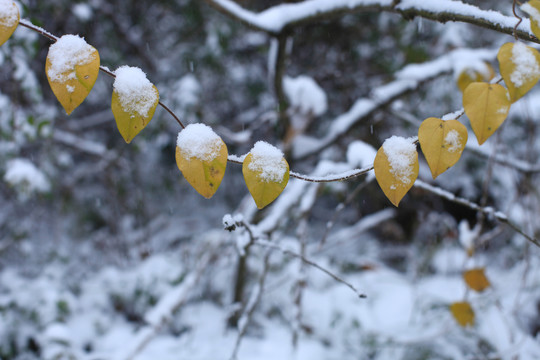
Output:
255 239 367 298
273 33 290 138
230 250 271 360
414 180 540 247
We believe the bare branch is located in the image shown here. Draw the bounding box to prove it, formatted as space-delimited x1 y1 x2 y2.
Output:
255 239 367 299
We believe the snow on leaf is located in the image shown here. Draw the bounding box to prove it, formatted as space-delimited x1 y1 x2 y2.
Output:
463 268 491 292
498 42 540 102
243 141 289 209
522 1 540 41
463 83 510 145
111 66 159 143
45 34 100 114
450 301 475 327
175 124 227 199
374 136 418 207
0 0 19 46
418 117 467 179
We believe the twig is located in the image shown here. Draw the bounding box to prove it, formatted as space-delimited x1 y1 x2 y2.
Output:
230 250 271 360
255 239 367 299
414 180 540 247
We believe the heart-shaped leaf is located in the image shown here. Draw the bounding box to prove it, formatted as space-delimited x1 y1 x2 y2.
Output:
374 136 418 207
463 268 490 292
450 301 475 327
456 63 494 93
111 66 159 143
463 83 511 145
0 0 19 46
498 42 540 102
46 34 100 114
175 124 227 199
242 141 289 209
418 117 468 179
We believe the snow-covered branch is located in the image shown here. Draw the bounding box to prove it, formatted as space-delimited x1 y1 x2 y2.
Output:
414 179 540 247
204 0 538 43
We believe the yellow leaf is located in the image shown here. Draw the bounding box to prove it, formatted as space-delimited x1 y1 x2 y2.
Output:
175 124 228 199
498 42 540 102
242 142 289 209
463 268 490 292
374 136 419 207
450 301 475 327
463 83 511 145
456 63 495 93
418 117 468 179
45 35 100 114
521 0 540 40
0 1 19 46
111 66 159 143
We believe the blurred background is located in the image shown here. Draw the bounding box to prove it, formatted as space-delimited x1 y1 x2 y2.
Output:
1 0 540 359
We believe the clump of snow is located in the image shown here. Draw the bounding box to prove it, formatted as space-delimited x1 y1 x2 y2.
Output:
522 2 540 25
444 130 461 153
0 0 18 27
248 141 287 182
382 136 416 184
346 140 376 180
113 66 159 117
72 3 93 21
176 124 222 161
47 35 95 82
283 75 327 116
510 42 540 88
4 158 51 193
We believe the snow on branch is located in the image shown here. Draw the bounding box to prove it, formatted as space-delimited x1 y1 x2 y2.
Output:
294 48 494 160
414 179 540 247
205 0 538 43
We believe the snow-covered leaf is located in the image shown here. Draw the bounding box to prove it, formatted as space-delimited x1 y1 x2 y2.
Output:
374 136 418 207
463 268 490 292
456 63 494 92
463 83 510 145
522 0 540 40
45 34 100 114
418 117 467 179
242 141 289 209
175 124 227 199
498 42 540 102
450 301 475 327
111 66 159 143
0 0 19 46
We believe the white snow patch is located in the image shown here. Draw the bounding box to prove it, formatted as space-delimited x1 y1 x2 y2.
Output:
283 75 327 116
248 141 287 182
4 158 50 193
47 35 95 82
510 42 540 88
176 124 222 161
72 3 93 21
113 66 158 117
382 136 417 184
444 129 461 153
522 2 540 25
346 140 376 180
0 0 18 27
